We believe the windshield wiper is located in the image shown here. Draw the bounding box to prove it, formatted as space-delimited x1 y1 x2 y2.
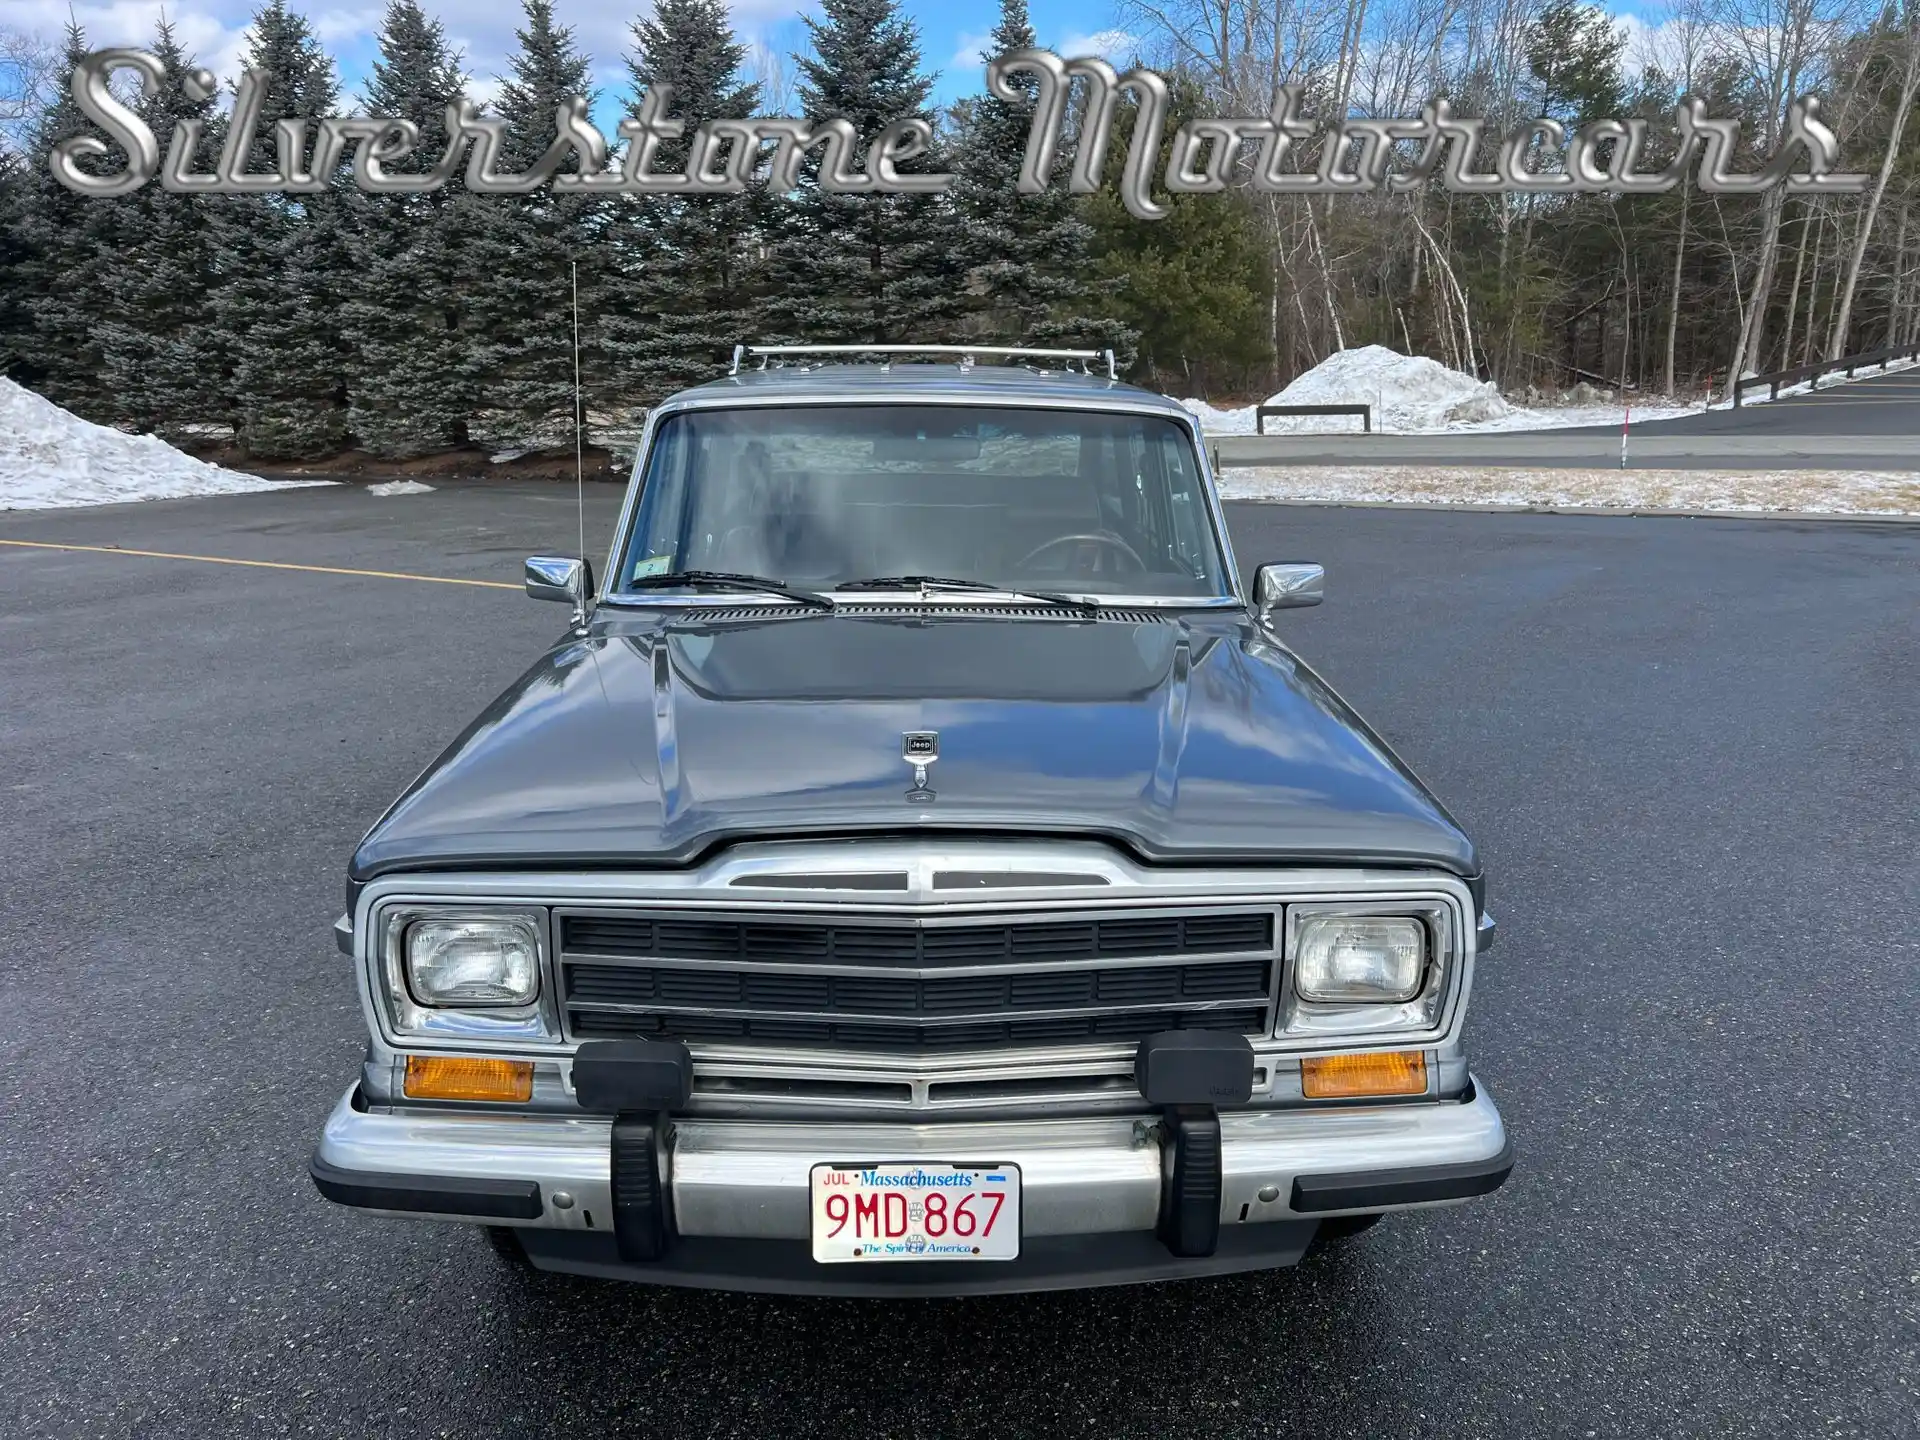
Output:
621 570 832 609
833 574 1098 612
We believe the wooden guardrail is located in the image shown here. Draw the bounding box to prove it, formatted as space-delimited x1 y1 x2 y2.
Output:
1733 341 1920 406
1256 402 1373 434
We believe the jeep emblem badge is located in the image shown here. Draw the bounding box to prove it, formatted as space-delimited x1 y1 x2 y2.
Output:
902 731 938 800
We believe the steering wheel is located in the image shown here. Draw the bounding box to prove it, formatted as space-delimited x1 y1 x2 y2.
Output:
1017 531 1147 575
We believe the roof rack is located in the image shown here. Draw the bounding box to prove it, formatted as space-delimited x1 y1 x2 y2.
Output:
729 344 1117 380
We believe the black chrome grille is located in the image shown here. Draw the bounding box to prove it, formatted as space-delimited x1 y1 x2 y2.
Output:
560 911 1271 967
557 908 1275 1055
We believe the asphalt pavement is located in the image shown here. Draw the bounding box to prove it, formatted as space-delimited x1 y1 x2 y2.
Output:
1 480 1916 1438
1213 364 1920 469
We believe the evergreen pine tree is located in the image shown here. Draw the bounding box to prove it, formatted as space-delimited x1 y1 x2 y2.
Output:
946 0 1129 358
9 21 121 415
94 18 229 434
338 0 478 457
463 0 609 446
212 0 351 459
0 148 35 383
1082 79 1270 391
609 0 762 398
761 0 965 344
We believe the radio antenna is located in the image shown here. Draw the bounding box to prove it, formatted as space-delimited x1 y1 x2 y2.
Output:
571 260 586 575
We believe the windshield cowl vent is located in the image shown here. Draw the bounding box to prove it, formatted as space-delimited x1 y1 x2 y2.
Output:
680 603 1164 624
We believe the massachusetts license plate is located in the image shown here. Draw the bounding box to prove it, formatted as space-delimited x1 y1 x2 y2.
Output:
809 1162 1021 1263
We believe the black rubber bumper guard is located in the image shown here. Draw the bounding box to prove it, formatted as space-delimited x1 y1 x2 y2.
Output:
569 1039 695 1263
1134 1030 1257 1258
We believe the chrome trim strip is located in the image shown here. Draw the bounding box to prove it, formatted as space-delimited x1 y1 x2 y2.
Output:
556 898 1282 927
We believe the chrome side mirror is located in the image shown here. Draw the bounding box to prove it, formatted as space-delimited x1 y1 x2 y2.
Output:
1254 562 1324 622
525 555 595 618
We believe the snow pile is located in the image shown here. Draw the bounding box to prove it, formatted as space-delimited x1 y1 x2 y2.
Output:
1182 345 1710 435
1270 345 1511 429
1180 398 1260 433
0 378 331 511
1185 393 1704 435
367 479 435 496
1217 465 1920 516
1180 345 1508 434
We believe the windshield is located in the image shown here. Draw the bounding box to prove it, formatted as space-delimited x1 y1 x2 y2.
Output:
616 404 1231 599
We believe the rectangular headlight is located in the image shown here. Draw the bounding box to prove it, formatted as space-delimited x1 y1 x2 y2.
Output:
374 905 555 1045
1294 915 1426 1002
1279 901 1455 1041
406 915 541 1007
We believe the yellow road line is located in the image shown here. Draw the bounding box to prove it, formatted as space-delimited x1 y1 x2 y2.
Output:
0 538 519 589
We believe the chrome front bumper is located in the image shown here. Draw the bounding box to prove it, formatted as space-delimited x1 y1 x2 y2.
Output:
312 1079 1509 1292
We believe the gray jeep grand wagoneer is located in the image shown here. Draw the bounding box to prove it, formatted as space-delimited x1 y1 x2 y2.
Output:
311 345 1510 1295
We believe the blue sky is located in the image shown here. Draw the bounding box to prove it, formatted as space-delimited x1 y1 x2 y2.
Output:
10 1 1135 113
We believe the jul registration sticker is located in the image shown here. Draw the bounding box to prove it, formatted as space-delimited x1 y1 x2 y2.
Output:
808 1162 1022 1262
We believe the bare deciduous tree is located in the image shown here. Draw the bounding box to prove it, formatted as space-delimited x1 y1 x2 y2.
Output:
0 24 60 153
1825 4 1920 357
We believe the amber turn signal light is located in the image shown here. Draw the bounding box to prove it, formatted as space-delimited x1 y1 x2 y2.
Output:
403 1055 534 1103
1300 1050 1427 1099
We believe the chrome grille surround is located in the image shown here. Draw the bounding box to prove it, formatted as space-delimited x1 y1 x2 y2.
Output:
352 839 1477 1117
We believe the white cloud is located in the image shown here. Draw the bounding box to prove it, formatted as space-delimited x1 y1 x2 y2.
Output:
0 0 816 114
0 0 252 84
1051 28 1138 64
312 8 385 48
948 30 992 74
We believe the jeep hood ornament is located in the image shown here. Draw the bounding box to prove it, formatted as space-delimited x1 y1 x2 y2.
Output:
903 731 938 801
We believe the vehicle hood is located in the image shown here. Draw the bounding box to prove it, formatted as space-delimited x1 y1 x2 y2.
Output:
350 613 1475 879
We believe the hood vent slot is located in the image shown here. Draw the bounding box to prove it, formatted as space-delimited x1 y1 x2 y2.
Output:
931 870 1109 889
730 871 911 890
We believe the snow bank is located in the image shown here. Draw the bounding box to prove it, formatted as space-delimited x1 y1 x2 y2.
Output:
1272 345 1511 429
367 479 435 496
1185 393 1701 435
1217 465 1920 516
1179 398 1260 433
1182 346 1705 434
0 378 330 511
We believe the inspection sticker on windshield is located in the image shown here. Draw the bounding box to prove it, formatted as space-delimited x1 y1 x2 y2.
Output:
809 1163 1021 1262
